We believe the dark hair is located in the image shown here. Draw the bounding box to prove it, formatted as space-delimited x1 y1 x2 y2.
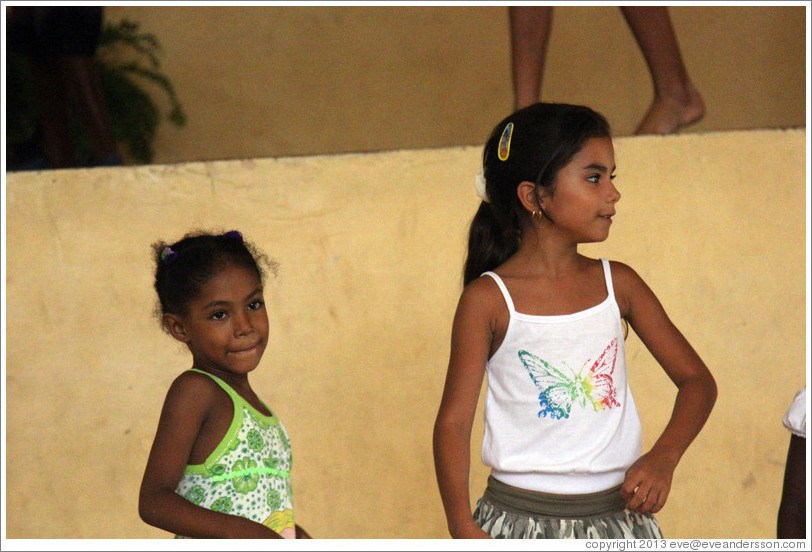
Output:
152 230 276 317
463 102 611 285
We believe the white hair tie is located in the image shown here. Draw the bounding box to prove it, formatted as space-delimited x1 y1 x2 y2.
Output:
475 170 490 203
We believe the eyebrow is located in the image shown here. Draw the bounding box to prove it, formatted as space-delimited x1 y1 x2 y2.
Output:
202 287 263 310
582 163 617 172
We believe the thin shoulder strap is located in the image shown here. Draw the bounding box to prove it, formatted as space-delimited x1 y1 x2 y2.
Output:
482 271 516 313
188 368 273 417
189 368 240 404
600 258 616 299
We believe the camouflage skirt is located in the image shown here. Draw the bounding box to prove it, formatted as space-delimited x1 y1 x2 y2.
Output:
473 476 663 539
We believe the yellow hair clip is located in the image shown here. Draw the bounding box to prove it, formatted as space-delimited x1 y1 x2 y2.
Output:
498 122 514 161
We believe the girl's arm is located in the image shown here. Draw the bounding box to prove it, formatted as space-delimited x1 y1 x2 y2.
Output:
433 279 497 539
612 262 718 515
138 372 283 538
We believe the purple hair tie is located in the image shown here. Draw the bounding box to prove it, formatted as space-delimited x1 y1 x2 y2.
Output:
223 230 243 242
160 246 179 265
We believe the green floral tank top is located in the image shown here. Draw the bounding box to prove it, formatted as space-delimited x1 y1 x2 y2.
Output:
174 369 295 538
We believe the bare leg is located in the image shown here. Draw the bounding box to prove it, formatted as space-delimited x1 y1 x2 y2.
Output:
31 58 77 168
509 6 553 111
621 6 705 135
59 56 121 164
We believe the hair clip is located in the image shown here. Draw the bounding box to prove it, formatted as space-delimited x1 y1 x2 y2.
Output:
161 246 179 265
498 122 514 161
223 230 243 243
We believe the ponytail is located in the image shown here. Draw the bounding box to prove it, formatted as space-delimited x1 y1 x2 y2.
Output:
463 201 521 286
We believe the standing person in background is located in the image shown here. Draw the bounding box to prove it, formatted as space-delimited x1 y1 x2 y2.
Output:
509 6 705 135
6 6 123 168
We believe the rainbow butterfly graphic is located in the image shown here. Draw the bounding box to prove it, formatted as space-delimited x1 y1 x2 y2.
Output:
518 339 620 420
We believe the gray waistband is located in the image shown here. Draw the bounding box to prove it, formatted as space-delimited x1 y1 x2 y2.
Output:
483 476 626 519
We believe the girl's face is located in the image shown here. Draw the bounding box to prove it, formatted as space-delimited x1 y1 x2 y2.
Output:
171 263 269 379
541 136 620 243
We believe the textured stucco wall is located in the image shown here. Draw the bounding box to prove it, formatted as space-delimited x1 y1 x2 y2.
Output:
4 128 807 539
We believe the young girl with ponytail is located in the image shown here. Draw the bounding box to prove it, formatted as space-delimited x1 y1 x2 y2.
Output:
433 103 717 539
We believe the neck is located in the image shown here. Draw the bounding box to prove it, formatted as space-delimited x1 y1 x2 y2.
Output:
514 224 582 276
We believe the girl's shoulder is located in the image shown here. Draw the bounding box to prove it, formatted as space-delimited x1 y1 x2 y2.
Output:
457 272 511 322
164 370 227 410
173 368 221 389
604 259 639 281
462 271 507 304
604 259 651 317
605 259 646 285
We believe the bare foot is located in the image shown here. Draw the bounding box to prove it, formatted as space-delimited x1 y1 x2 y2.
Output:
635 82 705 135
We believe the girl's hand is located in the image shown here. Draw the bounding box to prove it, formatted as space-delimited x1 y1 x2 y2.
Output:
451 520 492 539
226 516 285 539
620 450 678 514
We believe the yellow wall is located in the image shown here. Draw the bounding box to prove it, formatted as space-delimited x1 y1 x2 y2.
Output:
4 128 806 539
98 5 807 164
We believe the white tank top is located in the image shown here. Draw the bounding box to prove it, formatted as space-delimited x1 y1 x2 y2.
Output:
481 258 642 494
